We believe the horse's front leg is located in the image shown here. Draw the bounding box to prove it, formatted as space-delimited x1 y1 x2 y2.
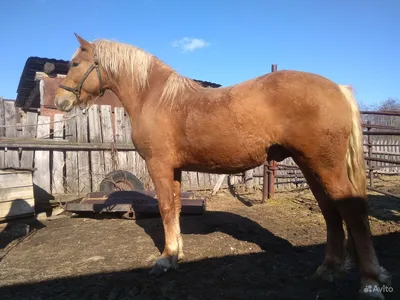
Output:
147 161 183 276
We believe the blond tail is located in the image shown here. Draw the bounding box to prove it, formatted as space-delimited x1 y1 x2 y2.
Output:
339 85 367 198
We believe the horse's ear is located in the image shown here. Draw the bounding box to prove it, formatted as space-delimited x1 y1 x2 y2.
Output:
74 33 92 51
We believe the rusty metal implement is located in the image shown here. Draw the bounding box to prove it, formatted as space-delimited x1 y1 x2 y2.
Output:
65 190 206 219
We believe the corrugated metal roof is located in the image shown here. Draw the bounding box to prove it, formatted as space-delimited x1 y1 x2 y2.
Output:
16 56 70 108
193 79 221 88
15 56 221 109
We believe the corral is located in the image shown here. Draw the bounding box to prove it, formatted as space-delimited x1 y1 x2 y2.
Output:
0 59 399 300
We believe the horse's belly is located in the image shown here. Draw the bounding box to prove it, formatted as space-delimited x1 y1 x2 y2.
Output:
182 141 267 174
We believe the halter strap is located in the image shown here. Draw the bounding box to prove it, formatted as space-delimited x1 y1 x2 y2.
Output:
59 54 104 109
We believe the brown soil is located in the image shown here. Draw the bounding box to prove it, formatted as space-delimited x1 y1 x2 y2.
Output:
0 186 399 300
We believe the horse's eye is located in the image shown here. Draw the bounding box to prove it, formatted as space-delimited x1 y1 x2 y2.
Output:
72 62 79 67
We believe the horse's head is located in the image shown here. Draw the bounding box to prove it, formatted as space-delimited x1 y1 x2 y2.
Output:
54 33 106 112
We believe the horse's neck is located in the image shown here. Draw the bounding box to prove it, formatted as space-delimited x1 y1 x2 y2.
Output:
108 62 174 116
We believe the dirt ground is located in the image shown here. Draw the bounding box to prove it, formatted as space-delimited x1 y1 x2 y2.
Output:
0 180 399 300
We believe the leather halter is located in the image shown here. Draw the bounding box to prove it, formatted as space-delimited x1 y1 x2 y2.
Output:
59 54 105 108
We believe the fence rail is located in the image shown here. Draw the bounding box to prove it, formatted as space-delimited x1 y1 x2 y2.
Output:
0 98 399 200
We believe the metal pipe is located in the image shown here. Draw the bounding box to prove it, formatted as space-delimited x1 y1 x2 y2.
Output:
360 110 400 116
262 164 269 202
367 122 373 187
361 124 400 130
262 64 278 202
367 187 400 200
363 131 400 136
364 157 400 165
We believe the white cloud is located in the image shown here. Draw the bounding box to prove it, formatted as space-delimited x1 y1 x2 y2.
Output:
172 37 210 53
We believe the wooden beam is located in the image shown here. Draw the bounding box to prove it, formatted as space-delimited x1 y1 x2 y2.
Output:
0 138 136 151
34 72 66 81
25 80 41 109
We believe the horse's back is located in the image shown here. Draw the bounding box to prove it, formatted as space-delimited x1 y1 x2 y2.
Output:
174 69 353 171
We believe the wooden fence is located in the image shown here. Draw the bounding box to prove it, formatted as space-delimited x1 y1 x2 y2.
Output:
0 100 236 198
1 99 400 200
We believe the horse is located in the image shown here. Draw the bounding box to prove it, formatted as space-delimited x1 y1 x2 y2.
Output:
54 33 391 300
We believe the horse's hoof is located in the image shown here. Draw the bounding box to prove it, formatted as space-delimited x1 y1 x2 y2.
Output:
343 255 356 272
359 285 385 300
149 255 178 277
177 252 185 261
378 266 392 286
149 264 169 277
311 264 342 282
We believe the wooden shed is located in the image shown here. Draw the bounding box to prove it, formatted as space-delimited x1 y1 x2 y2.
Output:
0 168 35 220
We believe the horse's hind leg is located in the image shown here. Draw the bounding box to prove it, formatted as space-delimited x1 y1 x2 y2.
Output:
298 164 346 281
297 157 390 299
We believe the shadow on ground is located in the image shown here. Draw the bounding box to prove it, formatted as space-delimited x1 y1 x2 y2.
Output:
368 194 400 222
136 211 294 255
0 226 398 300
0 198 46 255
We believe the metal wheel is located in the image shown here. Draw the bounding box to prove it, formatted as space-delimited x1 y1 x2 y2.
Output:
99 170 144 192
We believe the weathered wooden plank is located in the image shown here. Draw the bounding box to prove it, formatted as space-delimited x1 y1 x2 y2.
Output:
4 101 19 168
384 140 389 173
0 198 35 219
100 105 115 175
20 111 38 169
33 115 51 195
390 140 395 173
189 172 198 189
0 186 34 202
212 174 226 195
136 152 148 184
0 97 5 137
88 105 104 192
16 124 23 137
210 173 219 189
65 109 79 194
198 172 209 189
0 170 33 188
76 111 91 194
114 107 127 171
52 114 65 194
181 171 190 190
243 169 254 189
393 141 397 173
0 98 5 168
124 113 136 175
35 71 66 81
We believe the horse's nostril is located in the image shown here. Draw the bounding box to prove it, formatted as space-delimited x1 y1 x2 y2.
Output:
61 101 69 110
56 100 72 112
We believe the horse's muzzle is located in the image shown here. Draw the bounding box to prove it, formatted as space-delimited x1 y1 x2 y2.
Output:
54 97 74 112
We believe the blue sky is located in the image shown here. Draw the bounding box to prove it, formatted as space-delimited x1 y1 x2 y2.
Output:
0 0 398 107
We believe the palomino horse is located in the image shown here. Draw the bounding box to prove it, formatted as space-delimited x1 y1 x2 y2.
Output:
55 34 391 299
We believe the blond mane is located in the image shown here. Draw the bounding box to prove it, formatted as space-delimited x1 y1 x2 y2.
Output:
94 39 154 90
159 72 201 108
72 39 153 91
72 38 203 108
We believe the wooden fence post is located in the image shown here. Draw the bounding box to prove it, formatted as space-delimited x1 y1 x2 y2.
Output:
3 101 19 168
0 98 5 168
